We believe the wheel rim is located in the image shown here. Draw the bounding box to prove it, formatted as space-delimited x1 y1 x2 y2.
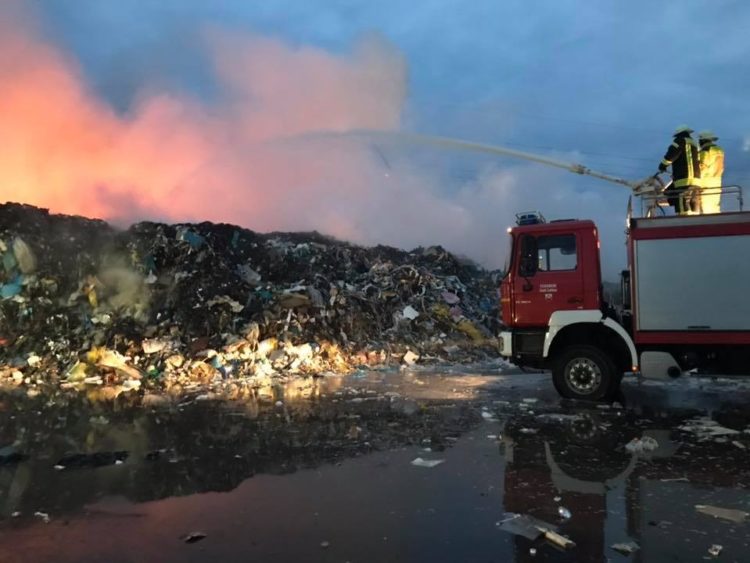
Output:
564 358 602 394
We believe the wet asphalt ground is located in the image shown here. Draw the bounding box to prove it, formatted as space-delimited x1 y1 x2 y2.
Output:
1 369 749 562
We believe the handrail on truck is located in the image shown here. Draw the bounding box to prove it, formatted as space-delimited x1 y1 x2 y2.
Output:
635 184 744 218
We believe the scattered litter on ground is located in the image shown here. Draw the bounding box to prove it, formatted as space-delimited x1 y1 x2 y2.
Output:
679 417 740 440
611 541 639 555
181 532 207 544
411 457 445 468
558 506 572 520
498 513 575 549
625 436 659 454
33 511 50 524
708 544 723 557
402 350 420 366
695 504 749 524
536 413 584 423
320 541 331 549
55 451 128 469
401 306 420 321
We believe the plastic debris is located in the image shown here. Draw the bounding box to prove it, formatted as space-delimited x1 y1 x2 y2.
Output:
708 544 723 557
34 511 50 524
55 451 128 469
320 541 330 549
411 457 445 468
498 513 575 549
558 506 572 520
176 228 205 249
237 264 261 285
0 275 23 299
679 417 740 439
441 291 460 305
402 350 420 366
142 339 170 354
402 305 420 320
625 436 659 453
611 541 639 555
181 532 207 544
695 504 749 523
12 238 37 274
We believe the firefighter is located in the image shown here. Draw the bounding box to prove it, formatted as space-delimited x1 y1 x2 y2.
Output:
658 125 701 215
698 130 724 214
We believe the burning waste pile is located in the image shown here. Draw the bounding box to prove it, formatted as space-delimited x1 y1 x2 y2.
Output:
0 203 502 400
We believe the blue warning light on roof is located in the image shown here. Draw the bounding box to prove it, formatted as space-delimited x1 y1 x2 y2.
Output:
515 211 546 226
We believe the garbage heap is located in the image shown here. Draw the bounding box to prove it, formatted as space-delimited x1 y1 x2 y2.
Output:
0 203 502 399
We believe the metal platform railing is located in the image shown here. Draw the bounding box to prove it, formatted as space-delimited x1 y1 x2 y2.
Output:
637 185 744 218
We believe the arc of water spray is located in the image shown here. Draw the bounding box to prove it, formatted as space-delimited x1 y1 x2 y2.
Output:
350 130 640 189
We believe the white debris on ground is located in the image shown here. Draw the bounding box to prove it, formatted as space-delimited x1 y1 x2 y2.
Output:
695 504 749 524
678 417 740 440
411 457 445 468
625 436 659 454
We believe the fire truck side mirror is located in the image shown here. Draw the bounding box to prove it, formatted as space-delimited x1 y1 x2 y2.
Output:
519 235 538 278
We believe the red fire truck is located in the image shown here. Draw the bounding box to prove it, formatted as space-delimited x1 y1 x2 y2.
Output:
377 132 749 401
499 190 750 401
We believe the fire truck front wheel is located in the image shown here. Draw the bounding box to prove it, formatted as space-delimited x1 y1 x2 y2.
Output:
552 345 620 401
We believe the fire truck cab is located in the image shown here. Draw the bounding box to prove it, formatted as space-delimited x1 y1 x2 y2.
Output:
499 200 750 401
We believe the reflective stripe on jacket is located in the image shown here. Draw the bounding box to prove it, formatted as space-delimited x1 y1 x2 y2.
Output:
660 135 700 187
699 144 724 188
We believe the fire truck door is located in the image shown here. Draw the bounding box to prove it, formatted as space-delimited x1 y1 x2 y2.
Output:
513 233 584 326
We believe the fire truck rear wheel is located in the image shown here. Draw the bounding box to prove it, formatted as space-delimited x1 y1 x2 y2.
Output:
552 345 620 401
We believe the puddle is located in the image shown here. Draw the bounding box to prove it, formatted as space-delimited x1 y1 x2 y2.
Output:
0 372 749 562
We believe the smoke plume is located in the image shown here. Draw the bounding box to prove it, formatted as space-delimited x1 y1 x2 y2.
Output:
0 5 629 275
0 9 408 229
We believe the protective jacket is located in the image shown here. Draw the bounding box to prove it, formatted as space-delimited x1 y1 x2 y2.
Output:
659 134 700 187
698 143 724 188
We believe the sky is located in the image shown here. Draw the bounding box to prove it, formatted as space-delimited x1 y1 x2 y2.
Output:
2 0 749 278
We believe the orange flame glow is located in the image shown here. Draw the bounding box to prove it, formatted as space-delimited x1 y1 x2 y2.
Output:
0 11 407 236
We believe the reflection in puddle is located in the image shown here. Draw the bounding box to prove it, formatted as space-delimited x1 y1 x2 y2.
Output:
1 373 749 562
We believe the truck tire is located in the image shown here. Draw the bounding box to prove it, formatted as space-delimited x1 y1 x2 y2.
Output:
552 345 620 401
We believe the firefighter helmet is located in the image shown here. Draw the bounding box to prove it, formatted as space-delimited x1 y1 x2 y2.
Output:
673 124 693 135
698 130 718 141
